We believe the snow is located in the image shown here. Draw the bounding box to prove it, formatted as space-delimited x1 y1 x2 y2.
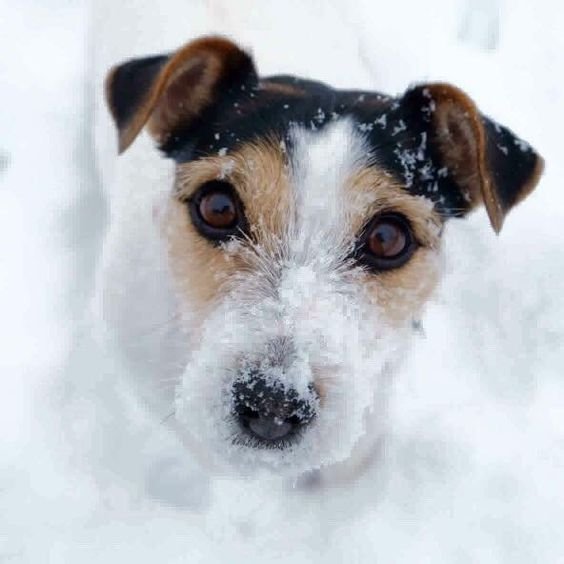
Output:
1 0 564 562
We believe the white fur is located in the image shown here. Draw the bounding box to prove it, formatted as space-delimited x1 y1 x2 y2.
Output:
89 11 426 483
92 117 419 477
289 119 369 243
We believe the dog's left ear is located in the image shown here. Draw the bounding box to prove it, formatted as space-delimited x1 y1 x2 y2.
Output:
401 83 544 233
105 36 257 154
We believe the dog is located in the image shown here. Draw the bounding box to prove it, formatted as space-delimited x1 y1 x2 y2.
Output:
94 35 543 483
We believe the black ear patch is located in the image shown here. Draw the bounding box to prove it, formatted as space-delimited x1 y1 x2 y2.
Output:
481 117 541 215
104 36 257 154
106 55 168 135
399 83 543 232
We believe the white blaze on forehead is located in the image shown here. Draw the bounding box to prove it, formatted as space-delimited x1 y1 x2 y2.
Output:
289 118 371 242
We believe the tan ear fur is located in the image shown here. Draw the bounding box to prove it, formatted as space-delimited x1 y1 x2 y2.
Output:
415 83 544 233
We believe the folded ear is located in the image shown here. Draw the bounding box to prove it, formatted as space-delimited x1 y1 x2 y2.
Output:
401 83 544 233
105 36 257 154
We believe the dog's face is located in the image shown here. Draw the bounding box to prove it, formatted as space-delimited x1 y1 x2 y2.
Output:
105 37 543 476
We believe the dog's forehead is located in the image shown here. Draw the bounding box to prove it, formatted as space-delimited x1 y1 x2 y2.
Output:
287 118 370 228
176 76 390 162
166 75 468 216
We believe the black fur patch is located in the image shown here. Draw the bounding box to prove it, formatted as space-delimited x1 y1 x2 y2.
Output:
162 75 471 218
108 55 168 132
481 117 539 213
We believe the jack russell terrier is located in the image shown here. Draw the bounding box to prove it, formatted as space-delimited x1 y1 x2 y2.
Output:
94 35 543 483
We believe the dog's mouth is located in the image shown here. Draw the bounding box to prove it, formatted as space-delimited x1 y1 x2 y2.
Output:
230 373 318 450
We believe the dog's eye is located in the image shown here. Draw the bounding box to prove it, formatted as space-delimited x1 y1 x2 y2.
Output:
356 213 416 270
200 190 237 228
189 181 246 242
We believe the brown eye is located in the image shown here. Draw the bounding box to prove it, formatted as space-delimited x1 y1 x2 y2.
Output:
199 191 237 228
368 218 407 258
189 181 246 242
356 213 416 271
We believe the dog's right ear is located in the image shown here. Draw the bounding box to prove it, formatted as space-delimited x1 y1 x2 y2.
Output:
105 36 257 154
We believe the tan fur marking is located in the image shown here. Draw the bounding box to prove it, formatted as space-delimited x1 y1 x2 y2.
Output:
344 166 443 324
513 150 545 208
166 139 291 314
345 166 442 247
425 84 502 231
422 83 544 233
167 140 443 332
175 138 292 243
165 200 237 322
147 55 221 146
258 80 306 97
360 247 441 323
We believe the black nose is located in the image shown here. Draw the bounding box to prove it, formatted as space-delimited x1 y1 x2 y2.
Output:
232 373 317 444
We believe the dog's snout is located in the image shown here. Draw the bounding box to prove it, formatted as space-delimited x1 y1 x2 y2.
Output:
232 373 317 445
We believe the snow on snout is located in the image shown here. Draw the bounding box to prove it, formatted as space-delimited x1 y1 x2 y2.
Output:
175 235 407 476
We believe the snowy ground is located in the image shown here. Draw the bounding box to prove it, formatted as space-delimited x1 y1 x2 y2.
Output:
1 0 564 562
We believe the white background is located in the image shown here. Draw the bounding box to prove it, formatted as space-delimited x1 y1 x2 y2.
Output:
1 0 563 562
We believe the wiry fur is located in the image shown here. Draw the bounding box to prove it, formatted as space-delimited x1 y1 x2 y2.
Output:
159 119 442 475
93 35 542 485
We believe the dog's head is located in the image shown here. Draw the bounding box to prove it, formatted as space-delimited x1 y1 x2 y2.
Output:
105 36 543 476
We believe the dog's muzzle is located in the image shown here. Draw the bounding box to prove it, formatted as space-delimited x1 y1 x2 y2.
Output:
231 372 317 446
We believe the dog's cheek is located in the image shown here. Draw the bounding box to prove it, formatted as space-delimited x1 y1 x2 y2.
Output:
163 199 241 322
362 247 442 324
